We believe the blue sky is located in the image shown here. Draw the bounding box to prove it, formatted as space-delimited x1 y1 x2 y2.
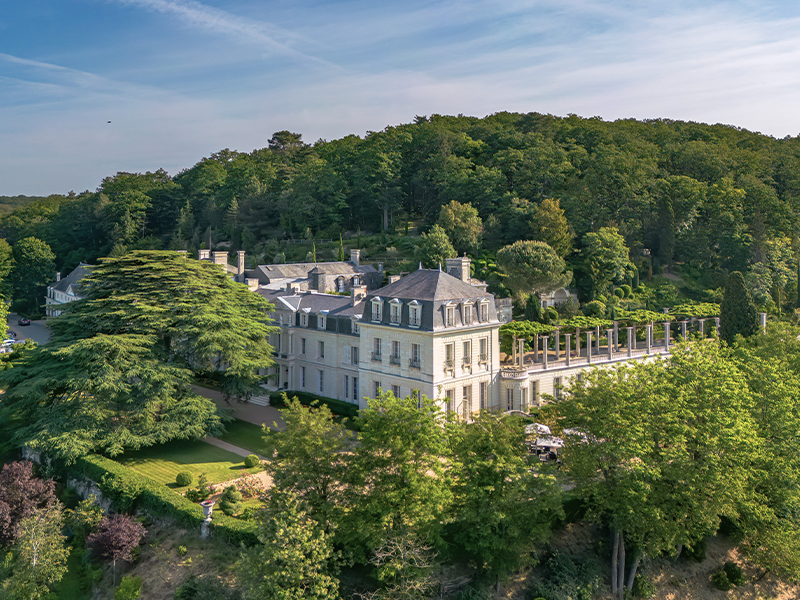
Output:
3 0 800 195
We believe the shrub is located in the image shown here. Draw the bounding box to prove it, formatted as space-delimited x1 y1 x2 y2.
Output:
176 472 193 487
723 561 745 586
178 545 188 557
219 485 243 517
186 473 213 503
99 473 143 514
614 288 625 298
632 573 656 599
527 552 603 600
546 306 558 322
582 300 606 318
243 454 260 468
711 569 731 591
114 575 142 600
620 284 632 298
236 473 265 499
683 538 707 562
174 575 244 600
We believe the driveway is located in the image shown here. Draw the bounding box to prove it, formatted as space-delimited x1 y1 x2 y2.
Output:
7 313 51 345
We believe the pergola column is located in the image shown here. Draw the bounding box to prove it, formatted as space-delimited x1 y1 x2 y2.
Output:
715 317 721 337
576 328 581 358
665 320 671 352
533 334 539 363
542 337 549 369
681 320 688 340
607 329 613 360
554 328 561 360
587 331 593 364
595 325 601 353
565 334 572 367
613 321 619 352
699 319 705 337
627 327 634 357
646 324 652 354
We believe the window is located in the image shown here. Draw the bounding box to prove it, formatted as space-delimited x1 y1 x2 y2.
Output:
554 377 562 400
392 384 400 398
462 340 471 365
445 388 454 412
521 386 528 410
318 313 327 330
480 382 488 410
319 370 324 393
351 346 359 365
462 385 472 418
301 338 306 355
480 302 489 322
410 343 421 368
531 381 538 405
374 381 381 398
301 366 306 388
479 338 488 363
506 388 513 411
351 318 360 335
446 305 456 327
412 389 421 407
353 377 359 401
371 298 383 322
463 303 473 325
445 343 454 370
344 375 349 399
301 313 308 327
390 341 400 365
372 338 382 361
318 340 325 359
389 300 402 325
409 303 421 327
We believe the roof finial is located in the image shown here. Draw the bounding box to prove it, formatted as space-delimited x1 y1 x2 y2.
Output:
438 262 442 271
418 261 423 271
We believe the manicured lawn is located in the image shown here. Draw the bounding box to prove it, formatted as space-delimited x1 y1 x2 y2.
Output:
218 419 269 455
118 439 262 488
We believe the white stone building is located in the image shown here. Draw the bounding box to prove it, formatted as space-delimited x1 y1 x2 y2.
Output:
45 264 91 317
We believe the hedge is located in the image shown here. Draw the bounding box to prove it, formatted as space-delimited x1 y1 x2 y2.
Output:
71 454 259 547
269 391 360 419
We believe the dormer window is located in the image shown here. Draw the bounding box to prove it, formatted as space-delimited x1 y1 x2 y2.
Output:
300 312 308 327
409 300 421 328
389 299 402 325
351 315 361 335
318 311 328 330
462 301 474 325
371 297 383 322
445 303 456 327
479 300 489 322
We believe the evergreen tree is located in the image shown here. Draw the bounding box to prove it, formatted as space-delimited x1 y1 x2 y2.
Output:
720 271 758 344
524 293 543 323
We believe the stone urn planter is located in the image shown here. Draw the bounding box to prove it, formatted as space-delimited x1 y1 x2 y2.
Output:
200 500 215 519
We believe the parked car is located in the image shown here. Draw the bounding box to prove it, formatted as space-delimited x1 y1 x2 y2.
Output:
17 318 30 326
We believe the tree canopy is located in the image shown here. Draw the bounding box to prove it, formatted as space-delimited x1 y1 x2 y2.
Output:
496 240 571 299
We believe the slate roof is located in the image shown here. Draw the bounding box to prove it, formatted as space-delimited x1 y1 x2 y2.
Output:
367 268 488 302
49 264 91 297
251 261 377 282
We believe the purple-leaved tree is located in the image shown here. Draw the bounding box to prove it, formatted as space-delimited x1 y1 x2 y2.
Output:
88 514 146 584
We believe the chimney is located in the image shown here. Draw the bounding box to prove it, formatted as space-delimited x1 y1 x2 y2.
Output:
56 272 61 282
175 250 188 256
237 251 245 281
351 284 367 306
350 249 360 266
378 263 383 272
388 275 402 284
198 249 211 261
445 256 471 282
212 251 229 270
245 278 259 291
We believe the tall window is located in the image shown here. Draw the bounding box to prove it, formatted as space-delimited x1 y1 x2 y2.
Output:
372 338 382 361
479 338 488 362
409 305 420 327
319 370 324 393
445 388 454 412
410 343 420 368
463 303 473 325
480 302 488 322
374 381 381 398
353 377 359 400
506 388 513 411
344 375 349 399
554 377 562 400
480 382 488 410
392 384 400 398
351 346 359 365
390 301 401 324
301 338 306 355
371 299 382 322
318 315 326 330
445 343 454 370
446 306 455 327
318 340 325 359
521 387 528 410
301 313 308 327
390 341 400 365
301 366 306 388
462 340 471 365
462 385 472 418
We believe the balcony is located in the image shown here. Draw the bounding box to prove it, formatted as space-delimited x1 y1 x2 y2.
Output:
389 355 401 366
409 358 421 369
390 314 400 325
444 359 455 370
462 357 472 366
479 353 488 363
371 351 382 362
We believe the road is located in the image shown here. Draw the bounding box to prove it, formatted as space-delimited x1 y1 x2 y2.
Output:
7 313 51 345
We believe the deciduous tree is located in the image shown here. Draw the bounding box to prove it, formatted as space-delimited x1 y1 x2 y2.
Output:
10 237 55 316
88 514 146 585
415 225 456 269
437 200 482 255
496 240 571 300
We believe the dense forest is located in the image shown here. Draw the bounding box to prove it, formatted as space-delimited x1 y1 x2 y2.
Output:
4 112 800 311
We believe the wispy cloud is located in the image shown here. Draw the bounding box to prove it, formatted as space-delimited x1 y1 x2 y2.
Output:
113 0 336 67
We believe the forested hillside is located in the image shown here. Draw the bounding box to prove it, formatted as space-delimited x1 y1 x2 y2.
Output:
4 113 800 308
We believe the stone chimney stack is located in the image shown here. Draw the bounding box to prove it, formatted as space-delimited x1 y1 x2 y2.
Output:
212 251 228 270
388 275 402 284
446 255 471 282
350 249 360 266
56 272 61 282
245 278 259 291
198 249 211 261
351 284 367 306
237 251 245 281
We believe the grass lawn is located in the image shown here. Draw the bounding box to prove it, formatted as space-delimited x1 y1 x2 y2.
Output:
218 419 269 455
118 439 262 488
